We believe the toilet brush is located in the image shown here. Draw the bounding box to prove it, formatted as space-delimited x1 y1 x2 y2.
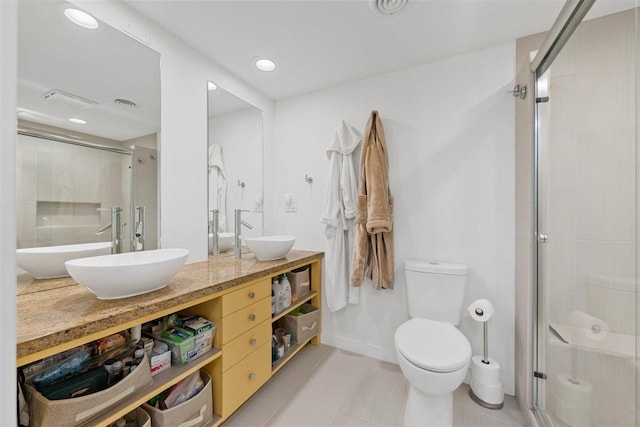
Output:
467 299 504 409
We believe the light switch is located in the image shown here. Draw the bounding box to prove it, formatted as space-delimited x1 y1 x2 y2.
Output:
285 193 298 212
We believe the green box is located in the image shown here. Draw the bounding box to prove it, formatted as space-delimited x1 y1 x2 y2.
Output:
182 316 214 335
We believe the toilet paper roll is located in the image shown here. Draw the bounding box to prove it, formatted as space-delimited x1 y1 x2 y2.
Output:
553 373 592 427
566 310 609 341
468 299 494 322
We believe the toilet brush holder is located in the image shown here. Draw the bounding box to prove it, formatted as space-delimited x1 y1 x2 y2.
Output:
467 299 504 409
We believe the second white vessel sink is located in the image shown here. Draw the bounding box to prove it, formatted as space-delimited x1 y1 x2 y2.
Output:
16 242 112 279
244 235 295 261
208 232 235 253
65 248 189 300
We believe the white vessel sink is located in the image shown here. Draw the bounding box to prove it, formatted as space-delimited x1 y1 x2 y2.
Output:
16 242 112 279
208 232 235 253
244 235 295 261
65 248 189 300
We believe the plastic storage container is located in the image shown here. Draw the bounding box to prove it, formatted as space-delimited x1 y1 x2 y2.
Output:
154 325 215 364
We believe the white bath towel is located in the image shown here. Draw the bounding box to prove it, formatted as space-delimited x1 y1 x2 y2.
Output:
321 121 362 312
208 144 227 231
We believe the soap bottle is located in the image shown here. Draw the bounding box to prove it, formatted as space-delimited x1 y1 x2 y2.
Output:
281 274 292 310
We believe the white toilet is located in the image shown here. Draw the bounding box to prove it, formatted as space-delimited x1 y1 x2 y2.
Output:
395 260 471 427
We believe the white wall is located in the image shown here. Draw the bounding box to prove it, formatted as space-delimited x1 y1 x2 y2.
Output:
74 0 274 264
1 0 17 424
209 108 264 237
271 42 516 394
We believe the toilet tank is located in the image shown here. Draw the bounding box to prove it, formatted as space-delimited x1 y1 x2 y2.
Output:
404 260 468 325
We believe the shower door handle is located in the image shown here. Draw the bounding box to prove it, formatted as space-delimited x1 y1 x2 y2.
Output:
538 233 548 243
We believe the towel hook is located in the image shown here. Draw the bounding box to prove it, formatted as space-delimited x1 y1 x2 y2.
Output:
305 174 313 184
237 180 245 188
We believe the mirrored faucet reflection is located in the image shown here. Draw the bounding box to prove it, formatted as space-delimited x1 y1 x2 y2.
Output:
134 206 145 252
96 206 123 254
234 209 253 259
210 209 220 256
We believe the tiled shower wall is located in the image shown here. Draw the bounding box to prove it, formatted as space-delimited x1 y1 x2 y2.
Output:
16 133 130 249
540 9 636 426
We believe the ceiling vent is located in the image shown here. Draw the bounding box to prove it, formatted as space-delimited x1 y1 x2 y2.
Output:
42 89 97 108
114 98 137 108
369 0 408 15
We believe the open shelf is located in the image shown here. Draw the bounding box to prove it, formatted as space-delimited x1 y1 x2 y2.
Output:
271 335 316 375
90 347 222 426
271 291 317 323
205 414 222 427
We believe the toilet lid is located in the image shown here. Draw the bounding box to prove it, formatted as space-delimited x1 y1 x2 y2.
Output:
395 318 471 373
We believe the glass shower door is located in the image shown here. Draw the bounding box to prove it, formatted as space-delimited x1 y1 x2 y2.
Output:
534 6 637 426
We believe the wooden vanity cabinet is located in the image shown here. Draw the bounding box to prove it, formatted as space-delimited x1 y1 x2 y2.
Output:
204 278 273 418
16 252 323 427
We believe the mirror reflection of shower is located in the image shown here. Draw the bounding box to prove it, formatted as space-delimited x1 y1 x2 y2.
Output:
15 126 158 263
207 82 264 256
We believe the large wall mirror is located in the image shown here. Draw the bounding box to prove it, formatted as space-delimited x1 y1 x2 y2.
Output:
16 2 160 283
207 82 263 256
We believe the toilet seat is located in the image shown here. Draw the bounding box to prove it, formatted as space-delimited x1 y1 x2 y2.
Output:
395 318 471 373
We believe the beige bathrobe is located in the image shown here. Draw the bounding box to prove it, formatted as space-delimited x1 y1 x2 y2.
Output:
350 111 394 289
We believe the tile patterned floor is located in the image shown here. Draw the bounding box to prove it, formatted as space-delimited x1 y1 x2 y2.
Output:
222 344 524 427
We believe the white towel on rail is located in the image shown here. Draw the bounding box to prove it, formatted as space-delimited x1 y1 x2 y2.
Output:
208 144 227 231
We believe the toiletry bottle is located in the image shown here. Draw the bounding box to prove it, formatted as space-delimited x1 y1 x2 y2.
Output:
272 277 282 314
271 280 276 316
134 348 144 365
111 361 123 384
281 274 292 310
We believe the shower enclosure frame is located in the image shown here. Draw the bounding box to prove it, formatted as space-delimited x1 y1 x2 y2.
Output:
529 1 597 426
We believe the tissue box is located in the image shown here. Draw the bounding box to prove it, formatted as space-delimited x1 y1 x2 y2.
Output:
182 316 214 335
150 349 171 376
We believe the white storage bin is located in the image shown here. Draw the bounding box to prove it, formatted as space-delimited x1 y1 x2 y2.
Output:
143 370 213 427
26 354 153 426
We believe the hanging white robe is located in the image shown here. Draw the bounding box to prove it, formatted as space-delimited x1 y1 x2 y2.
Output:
208 144 227 231
321 121 362 312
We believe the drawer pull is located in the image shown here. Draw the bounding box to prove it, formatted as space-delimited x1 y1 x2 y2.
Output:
249 373 256 381
249 314 256 321
248 291 256 299
250 338 257 346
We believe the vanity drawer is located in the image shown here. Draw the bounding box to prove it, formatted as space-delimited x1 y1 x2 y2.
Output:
220 296 271 344
222 278 271 316
221 319 271 372
222 342 271 417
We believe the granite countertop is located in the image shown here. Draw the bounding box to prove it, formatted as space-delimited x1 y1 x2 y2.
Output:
17 249 323 363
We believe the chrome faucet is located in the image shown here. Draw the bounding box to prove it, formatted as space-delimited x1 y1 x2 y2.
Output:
134 206 145 252
210 209 219 256
96 206 123 254
234 209 253 259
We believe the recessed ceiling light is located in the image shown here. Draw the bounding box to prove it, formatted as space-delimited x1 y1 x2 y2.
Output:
69 118 87 125
255 58 276 72
64 8 99 30
208 82 218 91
